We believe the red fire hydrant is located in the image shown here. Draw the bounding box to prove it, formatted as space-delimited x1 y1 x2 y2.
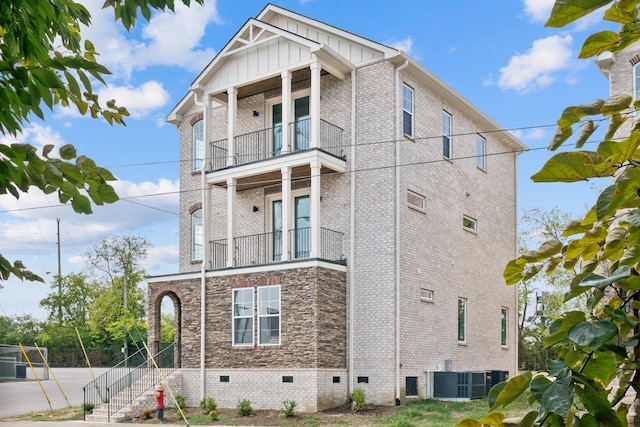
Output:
154 383 164 420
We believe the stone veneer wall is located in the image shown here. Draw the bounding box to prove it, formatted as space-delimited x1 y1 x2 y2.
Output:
148 264 347 411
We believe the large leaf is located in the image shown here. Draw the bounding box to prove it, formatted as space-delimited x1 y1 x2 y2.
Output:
531 152 605 182
489 371 532 410
546 0 614 28
580 30 620 57
568 320 618 350
579 266 631 291
530 373 574 417
575 119 598 148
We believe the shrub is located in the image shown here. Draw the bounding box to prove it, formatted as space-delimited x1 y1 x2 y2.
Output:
200 397 218 420
82 403 95 413
237 399 254 416
174 394 186 411
281 400 297 417
350 388 366 412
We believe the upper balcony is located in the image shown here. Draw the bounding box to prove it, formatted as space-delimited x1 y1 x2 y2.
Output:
210 117 344 172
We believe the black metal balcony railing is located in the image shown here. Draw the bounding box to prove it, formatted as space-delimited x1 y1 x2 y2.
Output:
210 118 343 171
209 227 344 270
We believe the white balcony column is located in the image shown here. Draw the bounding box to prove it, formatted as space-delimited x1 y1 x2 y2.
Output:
281 70 292 154
310 61 321 149
227 86 237 167
310 160 321 258
281 166 291 261
226 177 237 267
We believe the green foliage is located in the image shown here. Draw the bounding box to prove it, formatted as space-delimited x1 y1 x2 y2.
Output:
173 394 186 411
0 0 204 283
461 1 640 425
236 399 254 416
350 388 366 412
200 397 218 420
281 400 297 417
82 402 95 413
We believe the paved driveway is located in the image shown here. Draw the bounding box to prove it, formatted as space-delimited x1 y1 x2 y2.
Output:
0 367 109 418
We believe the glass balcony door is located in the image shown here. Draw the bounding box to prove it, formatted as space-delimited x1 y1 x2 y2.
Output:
271 200 282 261
294 195 310 258
294 96 310 150
271 103 282 156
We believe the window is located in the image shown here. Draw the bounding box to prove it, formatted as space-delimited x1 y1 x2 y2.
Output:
463 215 477 233
233 288 254 346
403 84 414 137
458 298 466 343
442 111 451 158
420 288 433 302
476 135 486 170
191 209 203 260
635 64 640 100
501 307 508 346
407 189 426 212
406 377 418 397
258 286 281 345
193 120 204 171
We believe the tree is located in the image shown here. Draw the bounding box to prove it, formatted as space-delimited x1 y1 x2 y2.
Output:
459 2 640 426
39 272 98 325
0 0 203 284
85 233 149 355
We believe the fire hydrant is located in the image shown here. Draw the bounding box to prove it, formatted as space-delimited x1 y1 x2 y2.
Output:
154 383 164 420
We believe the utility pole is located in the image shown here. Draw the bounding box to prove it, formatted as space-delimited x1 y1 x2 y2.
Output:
123 271 128 366
57 218 62 323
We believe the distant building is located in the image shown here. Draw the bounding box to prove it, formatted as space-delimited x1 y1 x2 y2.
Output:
148 3 525 411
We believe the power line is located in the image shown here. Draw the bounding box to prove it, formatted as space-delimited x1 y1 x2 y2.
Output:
0 109 629 214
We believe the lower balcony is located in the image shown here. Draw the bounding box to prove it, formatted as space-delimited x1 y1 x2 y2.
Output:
209 227 344 270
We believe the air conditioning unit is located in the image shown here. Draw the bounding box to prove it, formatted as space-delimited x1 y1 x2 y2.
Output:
428 371 487 400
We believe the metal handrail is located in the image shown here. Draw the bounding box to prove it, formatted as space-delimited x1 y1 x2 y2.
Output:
209 118 343 171
209 227 344 270
83 343 175 422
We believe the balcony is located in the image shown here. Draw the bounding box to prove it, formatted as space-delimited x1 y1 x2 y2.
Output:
210 118 343 171
209 227 344 270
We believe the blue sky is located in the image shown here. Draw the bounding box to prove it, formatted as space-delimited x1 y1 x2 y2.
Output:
0 0 614 319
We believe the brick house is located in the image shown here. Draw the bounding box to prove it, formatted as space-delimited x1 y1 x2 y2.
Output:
147 3 525 412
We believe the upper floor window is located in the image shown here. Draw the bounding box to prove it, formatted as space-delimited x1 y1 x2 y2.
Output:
463 215 477 233
193 120 204 171
403 84 414 137
458 298 467 343
258 286 281 345
476 135 486 170
635 64 640 101
442 111 452 159
501 307 508 346
233 288 254 346
191 208 203 260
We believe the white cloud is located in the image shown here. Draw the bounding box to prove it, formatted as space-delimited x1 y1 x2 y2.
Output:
498 35 574 93
511 127 546 141
97 81 170 119
0 123 66 151
387 37 414 55
523 0 554 23
78 0 220 76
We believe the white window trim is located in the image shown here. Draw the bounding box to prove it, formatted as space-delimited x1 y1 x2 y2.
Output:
402 83 414 138
191 208 203 261
476 134 486 170
458 297 467 344
501 307 508 347
635 63 640 102
443 111 452 159
420 288 433 303
232 287 254 347
407 189 426 213
192 120 204 171
258 285 281 346
463 215 477 234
